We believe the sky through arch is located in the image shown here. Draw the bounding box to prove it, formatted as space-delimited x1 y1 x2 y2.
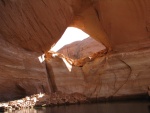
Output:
50 27 89 52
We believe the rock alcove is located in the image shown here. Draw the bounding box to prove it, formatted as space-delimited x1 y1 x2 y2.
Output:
0 0 150 103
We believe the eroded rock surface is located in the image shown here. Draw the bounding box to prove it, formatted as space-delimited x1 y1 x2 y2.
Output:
2 0 150 52
72 0 150 50
0 0 94 52
0 0 150 102
0 0 74 52
45 46 150 99
0 36 50 101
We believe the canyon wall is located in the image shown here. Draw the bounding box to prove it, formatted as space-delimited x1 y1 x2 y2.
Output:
46 44 150 99
0 0 150 101
0 36 50 101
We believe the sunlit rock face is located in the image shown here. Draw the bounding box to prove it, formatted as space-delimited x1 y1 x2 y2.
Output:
58 37 106 59
0 37 50 101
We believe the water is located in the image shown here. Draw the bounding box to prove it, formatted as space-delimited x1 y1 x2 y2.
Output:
11 100 150 113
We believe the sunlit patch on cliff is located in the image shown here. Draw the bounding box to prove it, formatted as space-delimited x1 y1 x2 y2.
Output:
62 57 72 72
38 54 45 63
50 27 89 52
37 92 45 98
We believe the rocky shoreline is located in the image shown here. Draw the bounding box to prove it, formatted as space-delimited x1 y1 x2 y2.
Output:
0 93 43 112
0 92 87 112
0 91 149 112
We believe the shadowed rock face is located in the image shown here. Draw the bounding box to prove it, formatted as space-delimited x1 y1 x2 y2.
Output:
1 0 150 52
0 36 50 101
0 0 93 52
71 0 150 50
0 0 150 101
0 0 74 52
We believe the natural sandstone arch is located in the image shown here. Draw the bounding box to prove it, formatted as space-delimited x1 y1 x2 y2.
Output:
0 0 112 53
1 0 150 53
0 0 150 101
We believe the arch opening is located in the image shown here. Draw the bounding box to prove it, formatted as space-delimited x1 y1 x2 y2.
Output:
50 27 90 52
47 27 106 72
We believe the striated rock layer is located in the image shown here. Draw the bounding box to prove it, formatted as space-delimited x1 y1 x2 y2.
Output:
0 0 150 102
0 36 50 101
46 45 150 99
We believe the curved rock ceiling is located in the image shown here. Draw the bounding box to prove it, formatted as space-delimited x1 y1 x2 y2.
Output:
1 0 150 53
0 0 74 52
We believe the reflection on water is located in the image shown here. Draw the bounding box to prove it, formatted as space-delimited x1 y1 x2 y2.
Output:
12 100 150 113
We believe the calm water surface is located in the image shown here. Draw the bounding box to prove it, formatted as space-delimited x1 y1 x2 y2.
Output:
11 100 150 113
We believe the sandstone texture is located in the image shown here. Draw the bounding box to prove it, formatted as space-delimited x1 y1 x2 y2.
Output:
72 0 150 50
46 45 150 99
0 36 50 101
0 0 74 52
0 0 150 102
1 0 150 52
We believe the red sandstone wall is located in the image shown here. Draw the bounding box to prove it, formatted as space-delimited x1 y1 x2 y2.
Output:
0 36 50 101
